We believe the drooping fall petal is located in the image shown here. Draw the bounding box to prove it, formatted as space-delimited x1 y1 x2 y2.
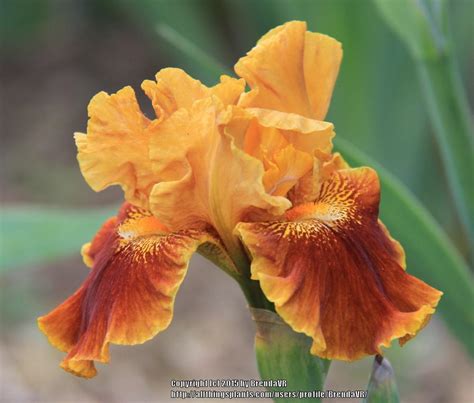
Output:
81 216 117 268
38 203 213 378
235 21 342 120
236 167 442 361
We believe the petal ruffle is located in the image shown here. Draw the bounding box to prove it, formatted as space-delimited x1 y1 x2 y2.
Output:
240 108 334 155
236 167 442 361
75 87 156 209
224 106 334 199
141 68 245 119
149 97 291 263
235 21 342 120
77 70 245 210
38 203 212 378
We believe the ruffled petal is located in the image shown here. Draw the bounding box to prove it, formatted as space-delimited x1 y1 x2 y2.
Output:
235 21 342 120
263 144 313 197
223 106 334 200
149 97 291 263
236 167 442 361
77 70 245 210
38 203 213 378
141 68 245 119
242 108 334 154
75 87 157 208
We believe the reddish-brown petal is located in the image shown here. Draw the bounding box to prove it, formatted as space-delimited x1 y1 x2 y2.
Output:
81 216 117 268
236 167 442 361
38 203 212 378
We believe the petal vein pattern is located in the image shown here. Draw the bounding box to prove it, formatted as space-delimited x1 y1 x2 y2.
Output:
236 168 442 361
38 203 213 378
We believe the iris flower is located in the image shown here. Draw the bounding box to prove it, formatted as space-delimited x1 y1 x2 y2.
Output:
38 21 442 378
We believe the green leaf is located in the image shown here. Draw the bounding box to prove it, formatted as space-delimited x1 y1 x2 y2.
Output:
373 0 447 60
364 356 400 403
414 55 474 252
119 0 230 86
375 0 474 252
251 308 330 403
156 24 228 84
336 138 474 357
0 206 116 272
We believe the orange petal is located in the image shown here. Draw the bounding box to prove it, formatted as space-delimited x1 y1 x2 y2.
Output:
236 167 442 361
77 71 245 210
262 145 313 197
243 108 334 155
223 106 334 200
235 21 342 120
75 87 157 209
149 97 291 264
288 151 349 205
38 203 212 378
141 68 245 119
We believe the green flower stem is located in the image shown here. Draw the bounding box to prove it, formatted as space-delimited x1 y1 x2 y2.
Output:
415 55 474 249
251 308 330 403
238 277 275 311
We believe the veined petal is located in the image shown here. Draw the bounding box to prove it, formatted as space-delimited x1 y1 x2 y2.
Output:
81 216 117 268
235 21 342 120
149 97 291 263
236 167 442 361
141 68 245 119
75 87 156 209
288 151 349 205
38 203 212 378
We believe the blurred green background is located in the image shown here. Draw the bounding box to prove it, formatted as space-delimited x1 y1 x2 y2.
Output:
1 0 473 402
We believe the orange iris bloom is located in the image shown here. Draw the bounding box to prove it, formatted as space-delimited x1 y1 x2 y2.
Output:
38 21 442 378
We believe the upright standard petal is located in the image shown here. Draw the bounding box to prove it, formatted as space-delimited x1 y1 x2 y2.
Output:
77 70 245 210
235 21 342 120
141 68 245 119
236 167 442 361
75 87 156 209
38 203 212 378
224 107 334 199
148 97 291 264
